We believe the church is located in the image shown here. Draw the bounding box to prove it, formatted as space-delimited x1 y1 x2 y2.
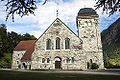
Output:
12 8 104 70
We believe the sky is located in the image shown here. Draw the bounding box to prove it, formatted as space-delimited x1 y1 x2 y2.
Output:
0 0 120 38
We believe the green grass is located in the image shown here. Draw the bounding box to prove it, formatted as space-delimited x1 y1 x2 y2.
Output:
0 70 120 80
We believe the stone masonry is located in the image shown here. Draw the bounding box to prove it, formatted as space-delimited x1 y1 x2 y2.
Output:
12 8 104 70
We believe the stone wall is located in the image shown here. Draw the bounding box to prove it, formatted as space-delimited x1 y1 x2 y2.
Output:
77 15 104 69
12 12 104 70
12 50 25 69
31 18 87 70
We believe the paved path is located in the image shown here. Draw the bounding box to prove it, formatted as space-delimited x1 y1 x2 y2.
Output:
1 68 120 75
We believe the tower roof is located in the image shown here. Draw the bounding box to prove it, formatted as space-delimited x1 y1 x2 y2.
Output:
78 8 98 16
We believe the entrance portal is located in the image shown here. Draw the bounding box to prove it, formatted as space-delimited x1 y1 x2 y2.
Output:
23 63 27 69
55 61 61 69
55 57 61 69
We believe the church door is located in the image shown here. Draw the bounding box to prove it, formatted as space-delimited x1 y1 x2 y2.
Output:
55 61 61 69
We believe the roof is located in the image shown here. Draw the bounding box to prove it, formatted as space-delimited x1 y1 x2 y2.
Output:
78 8 97 16
37 18 82 43
14 40 36 60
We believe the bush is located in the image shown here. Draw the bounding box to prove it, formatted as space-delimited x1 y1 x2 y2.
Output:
91 63 99 69
0 53 12 66
87 62 90 69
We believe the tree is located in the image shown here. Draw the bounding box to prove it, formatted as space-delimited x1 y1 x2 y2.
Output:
0 24 8 57
1 0 47 22
1 0 119 21
7 32 37 53
95 0 120 15
23 33 37 40
7 31 22 52
0 35 3 57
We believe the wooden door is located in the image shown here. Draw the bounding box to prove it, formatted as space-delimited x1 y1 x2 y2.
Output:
55 61 61 69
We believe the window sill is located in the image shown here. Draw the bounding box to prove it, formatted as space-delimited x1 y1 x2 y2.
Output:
45 50 51 51
55 50 61 51
64 49 70 51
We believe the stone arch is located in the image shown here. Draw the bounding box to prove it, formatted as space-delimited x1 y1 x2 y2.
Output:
22 63 27 69
54 56 62 69
55 56 62 61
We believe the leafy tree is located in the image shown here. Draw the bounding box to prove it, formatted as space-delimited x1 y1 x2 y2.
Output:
95 0 120 15
1 0 119 21
1 0 47 22
7 31 23 53
0 24 8 57
0 35 3 57
23 33 37 40
0 53 12 67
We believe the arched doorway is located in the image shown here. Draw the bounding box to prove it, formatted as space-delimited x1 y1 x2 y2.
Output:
23 63 27 69
55 57 61 69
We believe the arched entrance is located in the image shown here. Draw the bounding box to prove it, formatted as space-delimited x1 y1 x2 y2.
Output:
55 57 61 69
23 63 27 69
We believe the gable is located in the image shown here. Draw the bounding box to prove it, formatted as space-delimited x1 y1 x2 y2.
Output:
32 18 83 61
37 18 82 42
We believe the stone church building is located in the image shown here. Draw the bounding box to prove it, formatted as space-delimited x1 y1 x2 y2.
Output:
12 8 104 70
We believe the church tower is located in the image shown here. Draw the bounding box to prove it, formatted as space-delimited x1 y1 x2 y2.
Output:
76 8 104 69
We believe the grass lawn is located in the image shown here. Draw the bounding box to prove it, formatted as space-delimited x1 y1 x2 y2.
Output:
0 70 120 80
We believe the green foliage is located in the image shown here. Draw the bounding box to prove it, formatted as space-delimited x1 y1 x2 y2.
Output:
87 62 99 69
0 24 8 57
23 33 37 40
91 63 99 69
0 53 12 66
108 59 120 68
103 43 120 68
87 62 90 69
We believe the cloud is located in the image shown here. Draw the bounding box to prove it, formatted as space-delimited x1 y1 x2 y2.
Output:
0 0 119 38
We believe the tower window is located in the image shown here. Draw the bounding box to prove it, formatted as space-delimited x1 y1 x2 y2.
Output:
90 59 92 63
71 57 75 63
42 58 45 63
46 39 51 50
56 37 60 49
65 38 70 49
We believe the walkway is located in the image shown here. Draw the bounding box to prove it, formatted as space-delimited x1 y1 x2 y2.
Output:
1 68 120 75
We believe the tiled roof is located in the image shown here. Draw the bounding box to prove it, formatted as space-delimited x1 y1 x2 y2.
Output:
14 40 36 60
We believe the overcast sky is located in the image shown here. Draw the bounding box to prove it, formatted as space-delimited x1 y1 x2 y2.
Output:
0 0 120 38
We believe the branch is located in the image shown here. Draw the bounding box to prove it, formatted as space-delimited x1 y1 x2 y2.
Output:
95 0 120 16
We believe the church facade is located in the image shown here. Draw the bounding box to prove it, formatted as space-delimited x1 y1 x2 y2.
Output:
12 8 104 70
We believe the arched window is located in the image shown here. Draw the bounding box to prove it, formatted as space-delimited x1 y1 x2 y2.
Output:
46 39 51 50
66 57 70 63
42 58 45 63
65 38 70 49
56 37 60 49
17 61 19 64
71 57 74 63
90 59 92 63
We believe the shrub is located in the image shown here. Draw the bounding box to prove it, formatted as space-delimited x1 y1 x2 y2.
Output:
91 63 99 69
87 62 90 69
